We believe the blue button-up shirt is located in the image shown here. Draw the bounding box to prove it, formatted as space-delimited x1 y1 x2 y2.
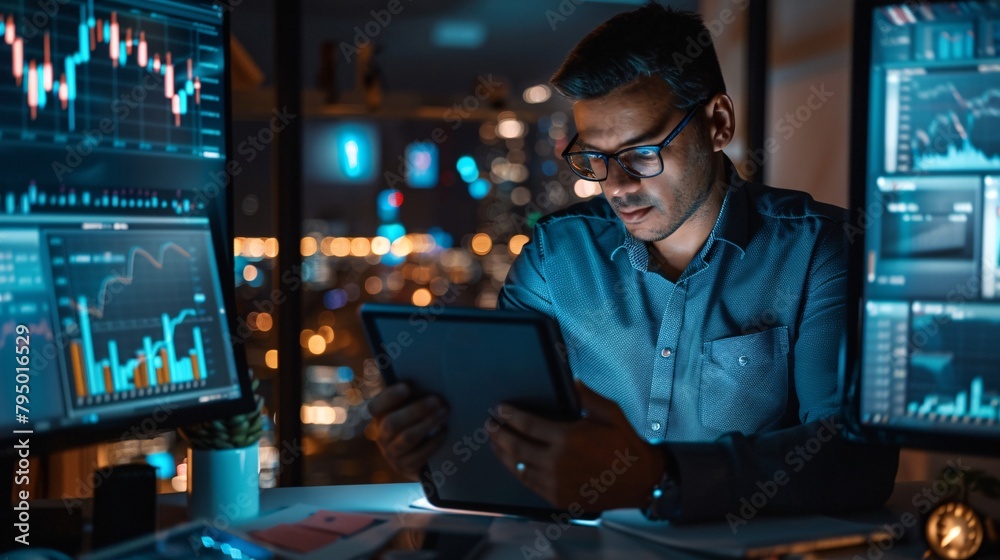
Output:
498 164 848 444
497 162 899 522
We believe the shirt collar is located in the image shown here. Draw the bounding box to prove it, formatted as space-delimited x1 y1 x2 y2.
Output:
610 155 750 272
714 156 750 256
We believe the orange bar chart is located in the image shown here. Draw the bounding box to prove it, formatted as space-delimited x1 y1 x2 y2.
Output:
159 348 170 384
102 365 112 395
70 341 88 398
135 354 146 389
190 351 200 380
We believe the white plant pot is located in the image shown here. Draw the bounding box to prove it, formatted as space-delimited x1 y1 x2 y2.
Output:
187 444 260 525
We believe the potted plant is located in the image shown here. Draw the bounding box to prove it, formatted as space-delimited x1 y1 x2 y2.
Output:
178 378 265 524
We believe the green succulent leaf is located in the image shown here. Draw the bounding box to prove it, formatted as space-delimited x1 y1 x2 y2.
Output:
177 374 266 450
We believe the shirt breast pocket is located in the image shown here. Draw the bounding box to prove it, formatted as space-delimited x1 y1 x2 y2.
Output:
699 327 790 435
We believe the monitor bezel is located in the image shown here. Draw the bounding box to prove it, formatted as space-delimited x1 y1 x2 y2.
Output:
0 0 257 456
845 0 1000 453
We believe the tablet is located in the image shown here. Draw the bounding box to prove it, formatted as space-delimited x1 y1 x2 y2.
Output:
359 303 590 519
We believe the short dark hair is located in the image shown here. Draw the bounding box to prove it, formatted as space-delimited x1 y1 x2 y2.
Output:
551 1 726 109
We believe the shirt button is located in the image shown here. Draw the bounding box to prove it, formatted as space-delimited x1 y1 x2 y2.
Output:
660 348 672 358
651 421 662 432
738 355 749 366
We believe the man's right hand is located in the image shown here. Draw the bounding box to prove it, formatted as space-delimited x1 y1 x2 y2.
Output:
368 383 449 480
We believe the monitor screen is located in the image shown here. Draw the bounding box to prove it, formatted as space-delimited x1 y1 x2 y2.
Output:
0 0 251 450
853 0 1000 444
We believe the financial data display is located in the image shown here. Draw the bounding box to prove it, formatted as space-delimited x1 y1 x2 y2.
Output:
0 0 241 439
0 185 241 432
861 2 1000 436
0 0 225 157
0 0 226 197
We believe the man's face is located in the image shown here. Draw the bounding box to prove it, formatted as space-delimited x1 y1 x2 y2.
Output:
572 77 716 243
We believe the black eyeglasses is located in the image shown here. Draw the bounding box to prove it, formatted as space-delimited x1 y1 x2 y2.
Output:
561 101 705 182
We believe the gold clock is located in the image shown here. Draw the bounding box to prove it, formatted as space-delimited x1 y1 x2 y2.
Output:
925 501 985 560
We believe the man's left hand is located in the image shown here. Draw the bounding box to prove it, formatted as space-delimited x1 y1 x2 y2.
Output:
488 382 666 512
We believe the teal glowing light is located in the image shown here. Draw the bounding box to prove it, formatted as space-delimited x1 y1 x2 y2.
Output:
456 155 479 183
432 21 487 49
330 125 377 182
144 451 176 479
381 252 404 266
428 227 453 249
407 142 439 188
344 139 361 177
306 122 379 183
377 190 403 222
469 179 491 200
377 222 406 242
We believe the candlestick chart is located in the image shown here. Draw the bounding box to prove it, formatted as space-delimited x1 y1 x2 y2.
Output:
0 0 224 158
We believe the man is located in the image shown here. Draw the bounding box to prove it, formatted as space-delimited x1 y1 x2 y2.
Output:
369 2 898 522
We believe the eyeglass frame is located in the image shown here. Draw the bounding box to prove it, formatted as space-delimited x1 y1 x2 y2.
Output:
561 99 707 182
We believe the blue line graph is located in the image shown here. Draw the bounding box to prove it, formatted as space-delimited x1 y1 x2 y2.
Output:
908 376 1000 421
73 296 205 394
905 307 1000 424
895 69 1000 172
46 228 231 407
75 241 191 318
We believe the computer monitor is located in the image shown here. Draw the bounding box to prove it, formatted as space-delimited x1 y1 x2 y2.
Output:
847 0 1000 452
0 0 254 453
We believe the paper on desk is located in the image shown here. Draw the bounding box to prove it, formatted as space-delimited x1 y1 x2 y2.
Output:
601 509 891 559
298 510 379 536
410 497 602 526
410 497 511 518
248 510 379 553
250 523 343 553
234 503 399 560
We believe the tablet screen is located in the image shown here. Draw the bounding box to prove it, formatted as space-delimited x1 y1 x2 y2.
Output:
362 305 581 518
